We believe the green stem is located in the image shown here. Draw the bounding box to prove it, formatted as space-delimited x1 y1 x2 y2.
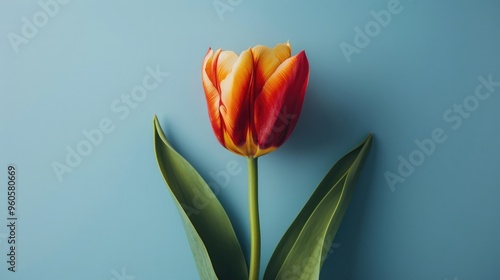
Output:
248 157 260 280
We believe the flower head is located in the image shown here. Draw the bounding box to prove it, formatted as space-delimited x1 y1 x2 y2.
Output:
202 42 309 157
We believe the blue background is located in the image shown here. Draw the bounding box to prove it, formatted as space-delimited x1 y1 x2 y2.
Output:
1 0 499 279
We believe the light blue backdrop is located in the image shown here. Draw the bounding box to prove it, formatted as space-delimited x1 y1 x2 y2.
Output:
1 0 499 279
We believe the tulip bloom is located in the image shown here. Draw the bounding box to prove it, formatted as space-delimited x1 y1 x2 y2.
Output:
202 42 309 158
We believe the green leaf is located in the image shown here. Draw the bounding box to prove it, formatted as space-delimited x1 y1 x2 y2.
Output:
264 134 373 280
153 116 248 280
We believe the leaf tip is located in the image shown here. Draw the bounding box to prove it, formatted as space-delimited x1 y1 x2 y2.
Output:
360 133 373 147
153 114 160 128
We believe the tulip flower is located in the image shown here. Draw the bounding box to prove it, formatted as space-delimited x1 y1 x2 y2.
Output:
202 42 310 158
201 42 309 280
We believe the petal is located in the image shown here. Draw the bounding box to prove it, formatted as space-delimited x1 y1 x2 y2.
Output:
203 48 218 88
202 48 224 145
254 50 309 156
251 42 292 96
221 129 257 157
219 48 255 148
216 51 239 89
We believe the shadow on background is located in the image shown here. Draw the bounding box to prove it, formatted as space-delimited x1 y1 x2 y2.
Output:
281 75 379 157
280 82 341 155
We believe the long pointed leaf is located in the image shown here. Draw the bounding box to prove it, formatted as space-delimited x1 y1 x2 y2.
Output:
264 134 373 280
153 116 248 280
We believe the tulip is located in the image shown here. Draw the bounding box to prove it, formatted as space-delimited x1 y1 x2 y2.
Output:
202 42 310 158
201 42 309 280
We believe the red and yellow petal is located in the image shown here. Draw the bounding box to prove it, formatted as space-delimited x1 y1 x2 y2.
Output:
202 48 225 145
216 50 239 89
251 43 292 96
254 50 309 155
203 48 218 88
219 48 255 149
